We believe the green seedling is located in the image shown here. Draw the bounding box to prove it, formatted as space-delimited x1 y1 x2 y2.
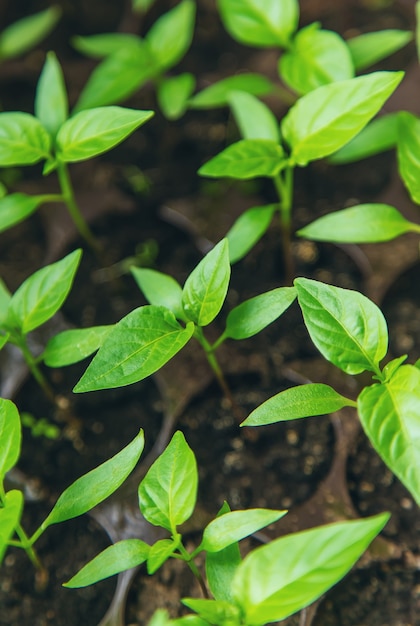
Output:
71 0 196 119
66 430 389 626
73 239 297 409
199 71 403 281
243 277 420 507
0 52 154 250
0 397 144 575
0 6 61 62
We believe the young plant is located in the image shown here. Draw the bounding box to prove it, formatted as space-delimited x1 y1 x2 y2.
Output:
72 239 297 408
71 0 196 119
243 277 420 507
0 52 154 250
0 397 145 576
0 6 61 62
199 71 403 281
65 429 390 626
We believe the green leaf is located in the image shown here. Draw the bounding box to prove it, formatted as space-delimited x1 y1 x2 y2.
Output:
279 23 354 95
182 599 240 625
182 239 230 326
224 287 296 340
56 106 153 162
0 490 23 564
0 112 51 166
157 74 196 120
0 398 21 479
0 278 11 326
7 249 82 335
133 0 156 13
226 204 276 263
188 73 274 109
232 514 389 624
0 6 61 60
0 333 8 351
358 365 420 505
64 538 150 588
199 140 285 180
35 51 68 138
295 277 388 375
42 430 144 528
382 355 408 382
131 268 184 319
201 508 286 553
139 431 198 532
72 33 142 58
205 502 241 603
42 325 112 367
281 71 404 166
243 383 356 427
74 306 194 392
172 616 210 626
297 204 415 244
147 536 181 574
397 112 420 205
146 0 196 72
329 113 399 164
217 0 299 48
347 29 413 72
0 193 49 234
228 91 280 142
73 44 155 112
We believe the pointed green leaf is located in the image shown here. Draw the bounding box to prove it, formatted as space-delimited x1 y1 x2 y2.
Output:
0 398 21 479
6 249 81 335
358 365 420 505
64 538 150 588
0 490 23 564
0 193 50 234
279 23 354 95
139 431 198 532
232 514 389 624
282 71 404 166
131 267 184 319
397 111 420 205
0 278 11 326
182 239 230 326
147 536 181 574
0 6 61 60
0 112 51 166
295 277 388 375
226 204 276 263
35 51 68 138
217 0 299 48
347 29 412 72
205 502 241 603
73 44 155 112
224 287 296 340
56 106 154 162
74 306 194 392
157 73 196 120
42 429 144 528
42 325 112 367
182 599 240 625
228 91 280 141
146 0 196 71
188 73 273 109
297 204 416 244
0 333 8 351
201 508 286 553
199 140 285 180
329 113 399 164
382 355 408 382
72 33 142 58
243 383 356 427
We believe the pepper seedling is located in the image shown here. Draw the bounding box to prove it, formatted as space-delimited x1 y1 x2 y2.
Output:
73 239 297 409
65 429 389 626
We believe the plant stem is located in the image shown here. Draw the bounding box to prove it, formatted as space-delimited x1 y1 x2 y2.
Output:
18 337 55 403
56 160 101 253
177 541 209 599
273 166 295 285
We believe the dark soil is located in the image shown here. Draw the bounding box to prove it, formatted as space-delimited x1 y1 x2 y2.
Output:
0 1 419 625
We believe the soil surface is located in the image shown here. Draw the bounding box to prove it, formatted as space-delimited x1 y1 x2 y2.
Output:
0 1 419 625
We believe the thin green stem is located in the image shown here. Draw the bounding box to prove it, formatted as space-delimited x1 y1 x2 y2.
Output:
17 337 55 403
409 222 420 234
177 541 209 599
273 166 295 285
56 160 101 253
0 491 44 571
